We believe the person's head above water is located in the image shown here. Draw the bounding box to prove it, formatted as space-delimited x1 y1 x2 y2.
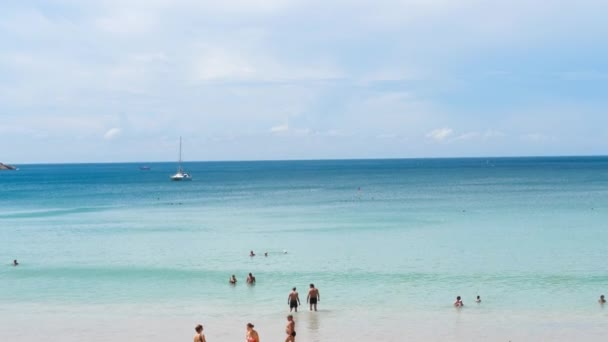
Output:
13 260 18 266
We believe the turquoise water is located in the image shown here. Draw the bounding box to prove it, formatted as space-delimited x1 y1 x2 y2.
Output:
1 158 608 341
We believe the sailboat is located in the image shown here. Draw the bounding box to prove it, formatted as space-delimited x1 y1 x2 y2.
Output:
170 137 192 181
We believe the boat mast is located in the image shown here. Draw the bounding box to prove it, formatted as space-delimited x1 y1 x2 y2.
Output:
178 136 182 172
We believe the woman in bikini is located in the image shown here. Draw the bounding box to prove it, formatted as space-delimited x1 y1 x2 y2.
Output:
246 323 260 342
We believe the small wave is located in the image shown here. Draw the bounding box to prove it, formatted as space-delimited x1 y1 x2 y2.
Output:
0 207 106 219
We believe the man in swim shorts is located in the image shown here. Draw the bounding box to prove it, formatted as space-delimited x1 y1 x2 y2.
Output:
288 287 301 312
307 283 320 311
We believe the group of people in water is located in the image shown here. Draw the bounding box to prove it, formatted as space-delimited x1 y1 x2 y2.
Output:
453 295 481 307
229 273 256 285
454 294 608 307
194 316 297 342
249 250 288 258
288 284 320 312
203 279 319 341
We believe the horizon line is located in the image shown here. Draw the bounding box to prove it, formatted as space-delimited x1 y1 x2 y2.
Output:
4 154 607 166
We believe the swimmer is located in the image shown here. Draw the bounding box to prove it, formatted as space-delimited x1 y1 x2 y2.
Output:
13 259 18 266
454 296 464 307
264 252 268 257
307 283 320 311
246 323 259 342
475 295 481 303
229 275 237 285
288 287 301 312
285 315 296 342
250 250 256 257
194 324 207 342
247 273 256 284
283 250 288 254
600 295 606 304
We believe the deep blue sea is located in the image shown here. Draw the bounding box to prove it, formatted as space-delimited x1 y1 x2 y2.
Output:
1 157 608 341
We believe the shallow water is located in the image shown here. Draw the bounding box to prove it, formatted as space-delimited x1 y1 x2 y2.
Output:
1 158 608 341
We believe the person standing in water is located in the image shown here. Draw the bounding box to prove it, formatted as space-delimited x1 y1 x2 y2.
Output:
454 296 464 307
13 260 18 266
288 287 301 312
475 295 481 303
285 315 296 342
193 324 206 342
307 283 320 311
229 275 237 285
247 273 256 285
600 295 606 304
246 323 259 342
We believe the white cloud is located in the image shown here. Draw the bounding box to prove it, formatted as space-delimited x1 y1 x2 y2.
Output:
194 48 256 81
426 127 453 142
104 127 122 140
270 123 289 133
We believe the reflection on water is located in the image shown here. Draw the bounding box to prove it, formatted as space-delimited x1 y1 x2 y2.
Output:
306 311 321 342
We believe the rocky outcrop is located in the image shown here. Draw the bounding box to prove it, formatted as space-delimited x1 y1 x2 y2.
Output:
0 163 17 170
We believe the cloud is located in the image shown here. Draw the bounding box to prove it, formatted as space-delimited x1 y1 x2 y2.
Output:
270 123 289 133
426 127 453 142
1 1 608 162
104 128 122 140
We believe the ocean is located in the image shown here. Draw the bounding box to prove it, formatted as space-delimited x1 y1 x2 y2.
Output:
1 157 607 341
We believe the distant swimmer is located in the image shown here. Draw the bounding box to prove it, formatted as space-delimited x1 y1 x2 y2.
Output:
475 295 481 303
250 250 256 257
229 275 237 285
600 295 606 304
285 314 296 342
13 259 18 266
283 250 288 254
247 273 256 284
307 283 320 311
194 324 207 342
454 296 464 307
246 323 260 342
288 287 301 312
264 252 268 257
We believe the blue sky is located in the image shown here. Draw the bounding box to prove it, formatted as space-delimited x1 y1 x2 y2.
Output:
1 0 607 163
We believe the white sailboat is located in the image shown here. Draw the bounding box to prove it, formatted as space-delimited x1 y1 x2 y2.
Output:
170 137 192 181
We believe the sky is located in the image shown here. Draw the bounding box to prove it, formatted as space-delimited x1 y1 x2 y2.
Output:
1 0 607 163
